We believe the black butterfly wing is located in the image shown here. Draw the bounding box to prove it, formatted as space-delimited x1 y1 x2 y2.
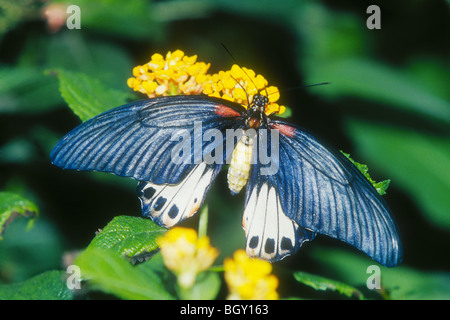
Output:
270 120 402 267
51 95 245 227
242 120 401 266
51 95 245 183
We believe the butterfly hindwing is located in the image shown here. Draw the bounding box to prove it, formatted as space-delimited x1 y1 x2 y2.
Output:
138 162 219 228
269 120 402 267
242 131 316 262
243 170 316 262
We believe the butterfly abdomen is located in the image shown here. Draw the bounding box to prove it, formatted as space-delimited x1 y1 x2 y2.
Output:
227 132 255 195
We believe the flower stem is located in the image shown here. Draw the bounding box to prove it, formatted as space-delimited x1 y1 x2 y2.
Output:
198 205 209 239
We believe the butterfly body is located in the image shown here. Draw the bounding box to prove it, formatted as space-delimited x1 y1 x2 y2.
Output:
227 94 269 194
227 131 255 194
51 93 402 267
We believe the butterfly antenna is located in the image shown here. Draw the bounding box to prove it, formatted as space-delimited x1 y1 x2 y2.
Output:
221 43 238 64
282 82 331 93
221 44 280 105
221 44 329 105
261 82 331 98
229 74 251 107
233 48 269 99
221 43 254 106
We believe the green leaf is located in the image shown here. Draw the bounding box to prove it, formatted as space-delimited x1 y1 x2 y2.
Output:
178 271 221 300
81 216 219 299
0 192 38 239
53 69 131 122
0 67 62 114
0 137 38 164
345 118 450 229
0 270 73 300
277 105 292 119
373 180 391 196
74 247 174 300
19 32 134 92
0 0 32 36
88 215 167 258
293 271 365 300
304 57 450 125
135 251 168 278
295 3 450 125
312 247 450 300
0 217 66 283
340 151 390 195
51 0 161 40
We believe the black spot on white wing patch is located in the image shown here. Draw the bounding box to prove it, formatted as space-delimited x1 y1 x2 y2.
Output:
242 183 315 262
138 163 215 228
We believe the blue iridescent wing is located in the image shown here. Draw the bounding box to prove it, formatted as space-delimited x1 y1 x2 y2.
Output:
243 121 402 266
51 95 244 183
273 120 402 267
51 95 245 227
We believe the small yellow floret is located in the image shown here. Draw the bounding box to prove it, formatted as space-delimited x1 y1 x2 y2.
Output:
157 227 218 288
224 249 279 300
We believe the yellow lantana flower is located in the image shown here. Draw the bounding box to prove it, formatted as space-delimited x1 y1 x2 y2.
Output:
127 50 211 97
203 64 286 115
224 249 279 300
157 227 218 289
127 50 286 115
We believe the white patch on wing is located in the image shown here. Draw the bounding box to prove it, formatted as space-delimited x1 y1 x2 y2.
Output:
138 163 214 228
242 183 301 262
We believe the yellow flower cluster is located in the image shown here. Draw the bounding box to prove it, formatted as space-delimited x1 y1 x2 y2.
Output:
127 50 210 97
157 227 218 289
157 228 279 299
127 50 286 115
224 250 279 300
203 64 286 115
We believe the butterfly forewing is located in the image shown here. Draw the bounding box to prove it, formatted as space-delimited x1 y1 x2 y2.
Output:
51 96 244 184
51 95 245 228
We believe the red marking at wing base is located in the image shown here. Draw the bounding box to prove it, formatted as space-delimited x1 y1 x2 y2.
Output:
215 104 241 117
270 123 296 137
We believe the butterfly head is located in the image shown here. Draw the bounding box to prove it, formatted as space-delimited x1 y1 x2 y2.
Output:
251 93 269 112
245 93 269 129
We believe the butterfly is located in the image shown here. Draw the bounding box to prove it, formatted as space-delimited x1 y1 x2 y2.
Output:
51 92 402 267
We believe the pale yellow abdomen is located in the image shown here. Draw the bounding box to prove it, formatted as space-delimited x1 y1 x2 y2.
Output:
227 133 255 194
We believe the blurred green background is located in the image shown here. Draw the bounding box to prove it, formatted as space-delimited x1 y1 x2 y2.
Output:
0 0 449 299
